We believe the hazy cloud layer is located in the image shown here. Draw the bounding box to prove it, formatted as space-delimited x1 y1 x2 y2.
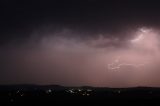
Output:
1 27 160 87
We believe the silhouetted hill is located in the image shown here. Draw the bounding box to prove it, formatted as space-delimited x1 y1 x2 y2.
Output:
0 85 160 105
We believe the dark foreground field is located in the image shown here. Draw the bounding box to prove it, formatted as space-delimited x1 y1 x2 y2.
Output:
0 85 160 105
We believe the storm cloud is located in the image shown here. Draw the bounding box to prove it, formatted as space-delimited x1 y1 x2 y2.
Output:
0 27 160 87
2 0 160 87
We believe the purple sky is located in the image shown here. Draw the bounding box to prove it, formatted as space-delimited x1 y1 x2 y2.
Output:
1 1 160 87
1 27 160 87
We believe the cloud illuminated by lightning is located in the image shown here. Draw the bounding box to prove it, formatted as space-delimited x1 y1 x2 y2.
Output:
131 33 144 43
131 28 150 43
108 28 152 71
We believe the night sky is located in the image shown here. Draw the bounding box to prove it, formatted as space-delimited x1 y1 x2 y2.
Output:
1 0 160 87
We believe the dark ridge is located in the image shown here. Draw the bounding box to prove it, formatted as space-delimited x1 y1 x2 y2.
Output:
0 85 160 105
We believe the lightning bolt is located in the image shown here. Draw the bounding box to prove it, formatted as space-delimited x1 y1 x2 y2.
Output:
107 57 148 71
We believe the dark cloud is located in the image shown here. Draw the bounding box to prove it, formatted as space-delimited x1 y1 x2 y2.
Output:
1 1 160 87
1 0 160 42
